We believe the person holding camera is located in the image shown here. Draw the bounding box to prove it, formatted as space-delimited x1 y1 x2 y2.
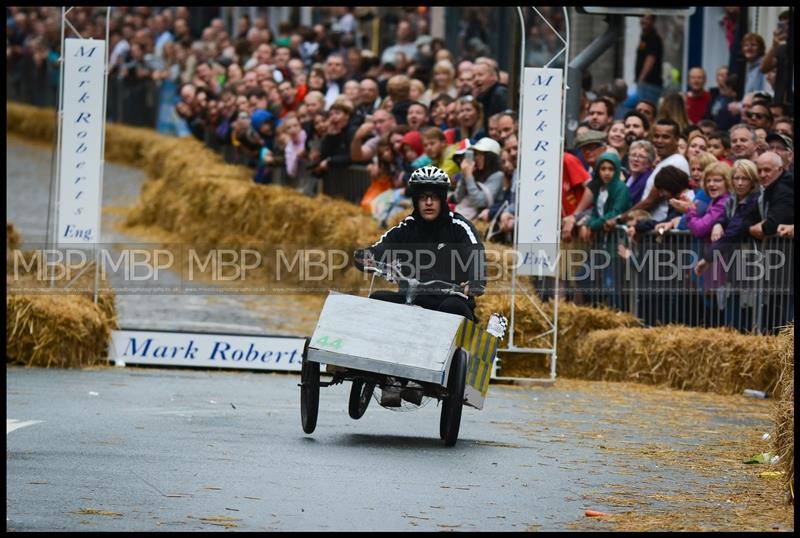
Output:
451 138 504 221
230 109 265 169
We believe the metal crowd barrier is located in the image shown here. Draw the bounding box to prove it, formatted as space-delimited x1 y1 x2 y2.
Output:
321 165 372 205
7 55 59 108
558 226 794 334
8 57 160 128
106 76 159 127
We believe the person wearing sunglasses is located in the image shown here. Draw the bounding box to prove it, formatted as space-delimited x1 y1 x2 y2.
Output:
743 102 773 130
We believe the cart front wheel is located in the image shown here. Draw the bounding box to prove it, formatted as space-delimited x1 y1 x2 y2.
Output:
440 348 467 446
348 379 375 420
300 353 320 434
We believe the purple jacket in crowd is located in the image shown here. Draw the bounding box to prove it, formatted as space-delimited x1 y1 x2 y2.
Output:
685 193 730 241
702 190 760 262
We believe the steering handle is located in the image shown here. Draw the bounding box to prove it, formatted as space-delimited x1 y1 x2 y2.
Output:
362 259 472 299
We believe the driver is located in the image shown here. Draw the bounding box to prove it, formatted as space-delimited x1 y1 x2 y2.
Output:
354 165 486 322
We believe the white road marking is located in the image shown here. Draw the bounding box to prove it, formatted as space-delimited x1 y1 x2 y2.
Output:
7 419 42 434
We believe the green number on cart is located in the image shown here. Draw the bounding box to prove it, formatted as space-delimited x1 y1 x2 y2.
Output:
316 336 343 350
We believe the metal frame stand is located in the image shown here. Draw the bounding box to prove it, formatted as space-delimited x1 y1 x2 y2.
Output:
494 7 570 386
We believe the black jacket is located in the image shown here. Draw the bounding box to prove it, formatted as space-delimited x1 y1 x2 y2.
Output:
751 170 794 236
320 122 358 167
477 82 508 130
355 210 487 307
391 99 412 126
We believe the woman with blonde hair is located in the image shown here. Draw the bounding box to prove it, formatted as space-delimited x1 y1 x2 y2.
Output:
606 119 627 165
409 78 426 103
708 159 759 253
421 60 458 107
694 159 761 328
686 132 709 161
684 161 732 242
657 92 690 132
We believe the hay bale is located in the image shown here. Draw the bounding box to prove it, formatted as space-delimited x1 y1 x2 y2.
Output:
6 292 115 368
573 325 783 394
7 102 56 142
7 222 21 251
773 324 794 503
476 284 640 378
548 301 641 377
7 239 117 368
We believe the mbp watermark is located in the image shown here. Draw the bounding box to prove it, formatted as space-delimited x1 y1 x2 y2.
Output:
6 242 791 296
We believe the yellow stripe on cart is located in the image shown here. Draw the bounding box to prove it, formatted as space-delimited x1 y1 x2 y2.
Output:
456 319 499 397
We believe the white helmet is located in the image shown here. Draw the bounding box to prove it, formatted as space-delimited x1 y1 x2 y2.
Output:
408 165 450 197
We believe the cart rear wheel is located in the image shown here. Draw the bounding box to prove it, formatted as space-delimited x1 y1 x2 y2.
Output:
348 379 375 420
440 348 467 446
300 351 320 434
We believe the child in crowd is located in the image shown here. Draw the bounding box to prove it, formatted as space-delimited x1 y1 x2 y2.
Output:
576 152 631 242
361 137 396 216
411 127 459 178
706 131 733 165
617 209 653 260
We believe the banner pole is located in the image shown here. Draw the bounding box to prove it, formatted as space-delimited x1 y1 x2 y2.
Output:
94 6 112 305
550 7 570 381
508 7 528 351
49 6 70 288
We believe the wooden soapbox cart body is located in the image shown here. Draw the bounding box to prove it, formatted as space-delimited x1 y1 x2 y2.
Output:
300 290 500 446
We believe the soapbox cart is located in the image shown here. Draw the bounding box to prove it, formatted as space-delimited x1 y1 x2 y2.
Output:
299 260 504 446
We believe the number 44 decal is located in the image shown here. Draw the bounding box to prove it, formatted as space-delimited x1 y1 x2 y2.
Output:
315 335 343 350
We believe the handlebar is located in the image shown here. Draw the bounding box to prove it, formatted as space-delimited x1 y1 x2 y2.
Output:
360 257 470 300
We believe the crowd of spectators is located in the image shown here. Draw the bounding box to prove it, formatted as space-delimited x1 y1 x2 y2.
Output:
7 7 794 330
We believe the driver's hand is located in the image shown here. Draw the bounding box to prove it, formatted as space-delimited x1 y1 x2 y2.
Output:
461 281 484 297
353 249 375 267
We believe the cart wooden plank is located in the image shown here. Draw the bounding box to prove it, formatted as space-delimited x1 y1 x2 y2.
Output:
307 293 464 385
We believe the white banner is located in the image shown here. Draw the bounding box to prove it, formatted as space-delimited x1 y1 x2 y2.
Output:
109 329 308 372
515 67 563 276
57 38 106 245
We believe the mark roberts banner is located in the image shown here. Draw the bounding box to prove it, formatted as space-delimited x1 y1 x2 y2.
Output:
516 67 563 276
109 329 308 372
57 38 107 245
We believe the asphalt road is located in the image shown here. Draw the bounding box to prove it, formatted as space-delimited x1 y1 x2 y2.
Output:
7 365 782 532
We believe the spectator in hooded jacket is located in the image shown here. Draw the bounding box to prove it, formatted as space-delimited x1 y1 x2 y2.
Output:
576 151 631 308
576 151 631 241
